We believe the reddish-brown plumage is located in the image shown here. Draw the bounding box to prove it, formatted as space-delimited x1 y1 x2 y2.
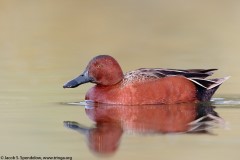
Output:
86 76 197 105
87 55 124 86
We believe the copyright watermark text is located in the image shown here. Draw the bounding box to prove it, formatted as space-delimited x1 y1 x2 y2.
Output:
0 156 72 160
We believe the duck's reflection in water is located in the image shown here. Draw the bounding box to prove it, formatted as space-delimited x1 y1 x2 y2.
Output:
64 102 225 156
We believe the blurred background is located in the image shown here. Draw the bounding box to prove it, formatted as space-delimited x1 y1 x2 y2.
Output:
0 0 240 159
0 0 239 94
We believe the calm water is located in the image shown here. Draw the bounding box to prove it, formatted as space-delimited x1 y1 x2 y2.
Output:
1 1 240 160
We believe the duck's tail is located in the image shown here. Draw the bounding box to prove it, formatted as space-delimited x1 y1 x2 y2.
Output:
188 76 230 101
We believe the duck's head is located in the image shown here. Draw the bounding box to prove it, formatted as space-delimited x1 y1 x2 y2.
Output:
63 55 124 88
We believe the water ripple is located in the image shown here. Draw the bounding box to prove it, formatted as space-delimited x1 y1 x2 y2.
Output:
63 97 240 108
211 97 240 107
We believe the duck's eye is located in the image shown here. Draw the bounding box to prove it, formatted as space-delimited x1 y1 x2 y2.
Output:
93 62 102 68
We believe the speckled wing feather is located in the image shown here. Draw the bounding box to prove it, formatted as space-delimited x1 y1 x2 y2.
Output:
124 68 216 79
124 68 228 91
149 68 217 78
